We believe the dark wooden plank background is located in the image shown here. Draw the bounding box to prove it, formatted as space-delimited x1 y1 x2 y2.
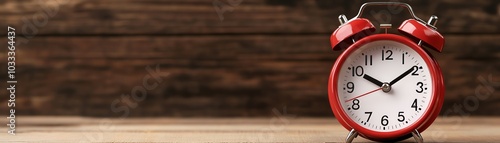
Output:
0 0 499 117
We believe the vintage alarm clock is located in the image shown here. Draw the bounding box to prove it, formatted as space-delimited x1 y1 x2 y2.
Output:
328 2 445 142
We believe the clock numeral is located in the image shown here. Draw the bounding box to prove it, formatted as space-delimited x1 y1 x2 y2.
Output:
412 66 421 76
382 50 393 61
351 66 364 77
352 99 360 110
381 115 389 126
346 82 355 93
411 99 418 111
364 112 372 123
402 53 405 65
416 82 424 93
397 111 405 122
364 54 373 66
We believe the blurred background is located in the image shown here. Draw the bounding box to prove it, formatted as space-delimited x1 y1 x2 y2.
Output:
0 0 499 118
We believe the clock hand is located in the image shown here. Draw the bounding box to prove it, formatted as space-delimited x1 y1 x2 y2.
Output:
345 87 382 102
363 74 384 87
389 66 415 85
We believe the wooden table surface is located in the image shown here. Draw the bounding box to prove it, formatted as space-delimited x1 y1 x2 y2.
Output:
1 116 499 142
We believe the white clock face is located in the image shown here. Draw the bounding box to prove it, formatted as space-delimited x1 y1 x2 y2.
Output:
337 40 433 132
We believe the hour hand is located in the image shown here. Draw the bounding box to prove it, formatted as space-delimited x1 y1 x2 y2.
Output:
363 74 384 87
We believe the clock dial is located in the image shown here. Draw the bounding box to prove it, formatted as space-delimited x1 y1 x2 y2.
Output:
336 40 433 132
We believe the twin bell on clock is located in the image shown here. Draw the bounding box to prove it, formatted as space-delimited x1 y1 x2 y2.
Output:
328 2 445 143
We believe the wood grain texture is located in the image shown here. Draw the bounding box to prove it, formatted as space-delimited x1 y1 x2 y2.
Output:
0 116 500 142
0 0 499 35
0 35 499 117
0 0 499 117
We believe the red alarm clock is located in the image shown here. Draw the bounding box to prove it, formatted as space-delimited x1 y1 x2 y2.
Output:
328 2 445 142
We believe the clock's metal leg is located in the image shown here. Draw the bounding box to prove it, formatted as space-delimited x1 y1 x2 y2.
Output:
345 129 358 143
411 129 424 143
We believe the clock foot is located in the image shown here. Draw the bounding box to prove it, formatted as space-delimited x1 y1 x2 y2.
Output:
345 129 358 143
411 129 424 143
342 129 423 143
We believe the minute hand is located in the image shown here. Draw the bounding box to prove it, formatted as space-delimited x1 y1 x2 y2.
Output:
389 67 415 85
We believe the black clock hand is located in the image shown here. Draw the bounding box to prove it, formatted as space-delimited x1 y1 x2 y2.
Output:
389 66 415 85
363 74 384 87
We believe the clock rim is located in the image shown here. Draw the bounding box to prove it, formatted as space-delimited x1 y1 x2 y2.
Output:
328 34 444 141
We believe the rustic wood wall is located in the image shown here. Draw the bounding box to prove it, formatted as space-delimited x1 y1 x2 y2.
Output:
0 0 499 117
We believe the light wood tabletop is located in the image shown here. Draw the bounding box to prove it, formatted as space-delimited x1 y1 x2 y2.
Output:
1 116 499 142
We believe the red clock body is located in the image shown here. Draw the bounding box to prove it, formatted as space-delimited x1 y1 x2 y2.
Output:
328 34 444 141
328 3 445 142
